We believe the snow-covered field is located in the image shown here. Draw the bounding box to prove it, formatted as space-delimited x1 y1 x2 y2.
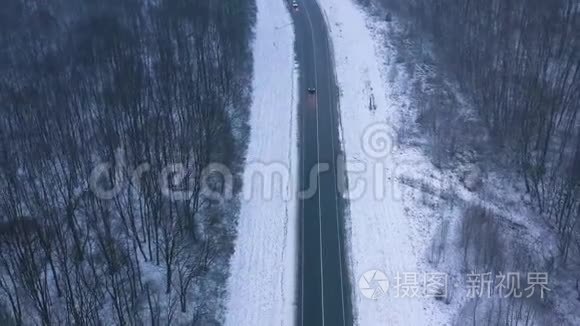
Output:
224 0 298 325
316 0 452 324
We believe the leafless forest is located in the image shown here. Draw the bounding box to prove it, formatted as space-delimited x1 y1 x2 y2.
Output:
0 0 255 324
367 0 580 323
392 0 580 267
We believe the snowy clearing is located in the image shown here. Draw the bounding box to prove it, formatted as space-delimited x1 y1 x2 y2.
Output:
224 0 298 325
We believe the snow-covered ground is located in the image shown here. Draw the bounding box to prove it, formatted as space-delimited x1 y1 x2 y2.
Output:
316 0 451 324
224 0 298 325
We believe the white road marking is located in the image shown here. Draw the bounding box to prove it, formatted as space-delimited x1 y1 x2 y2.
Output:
319 7 348 325
299 1 326 325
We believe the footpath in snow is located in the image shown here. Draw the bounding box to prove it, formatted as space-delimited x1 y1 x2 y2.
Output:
224 0 298 325
316 0 448 324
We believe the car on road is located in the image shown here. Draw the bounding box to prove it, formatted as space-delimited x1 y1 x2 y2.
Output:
307 87 316 94
292 1 298 10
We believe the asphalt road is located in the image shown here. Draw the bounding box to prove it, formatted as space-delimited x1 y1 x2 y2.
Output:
291 1 353 325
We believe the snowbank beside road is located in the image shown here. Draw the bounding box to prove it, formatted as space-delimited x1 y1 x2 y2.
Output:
224 0 298 325
316 0 449 324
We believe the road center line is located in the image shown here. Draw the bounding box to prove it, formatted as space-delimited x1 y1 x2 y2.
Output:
302 2 325 325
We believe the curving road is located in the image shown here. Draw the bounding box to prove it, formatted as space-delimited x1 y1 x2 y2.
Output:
291 1 353 325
